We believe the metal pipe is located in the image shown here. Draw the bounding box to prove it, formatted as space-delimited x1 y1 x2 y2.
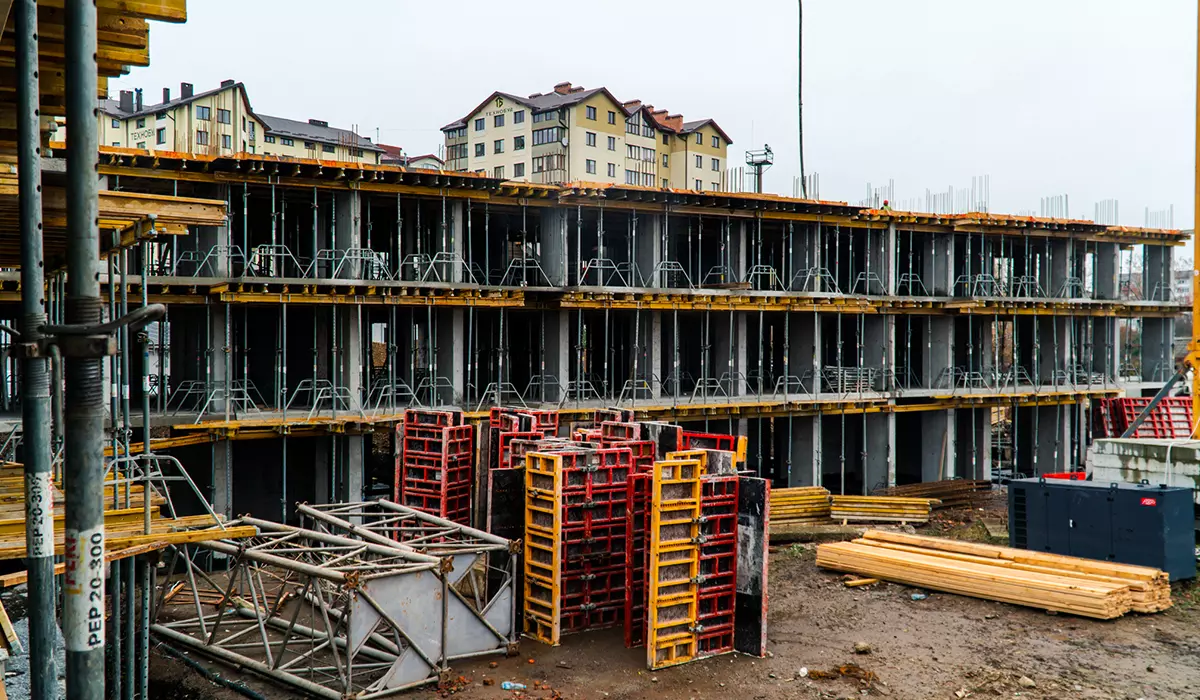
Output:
15 2 57 697
64 0 107 695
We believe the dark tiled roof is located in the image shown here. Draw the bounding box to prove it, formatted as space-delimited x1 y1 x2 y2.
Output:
680 118 733 145
258 114 382 152
100 83 241 119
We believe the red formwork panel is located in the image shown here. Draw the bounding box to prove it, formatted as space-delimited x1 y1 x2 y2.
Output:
500 430 544 469
572 428 603 443
593 408 633 424
404 407 463 428
524 409 560 437
1109 397 1193 439
601 421 642 442
697 475 739 657
397 421 474 525
553 447 634 638
624 472 651 648
681 431 738 452
393 421 405 502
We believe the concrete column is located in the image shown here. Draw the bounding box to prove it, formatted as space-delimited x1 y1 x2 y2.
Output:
921 233 951 296
638 213 662 286
213 440 232 519
731 220 747 281
342 434 365 503
786 416 819 486
864 413 894 490
447 200 465 283
956 408 991 480
313 436 330 504
339 306 363 407
1037 317 1069 384
1144 245 1172 301
920 409 954 481
884 223 897 295
540 208 568 286
715 312 748 395
542 310 570 401
1141 317 1174 382
1044 239 1070 297
209 303 229 411
436 309 466 404
863 316 888 390
334 190 361 279
1036 405 1069 474
928 317 954 388
787 313 820 394
1095 243 1119 300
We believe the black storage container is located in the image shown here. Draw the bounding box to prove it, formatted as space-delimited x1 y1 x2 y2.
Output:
1008 477 1195 581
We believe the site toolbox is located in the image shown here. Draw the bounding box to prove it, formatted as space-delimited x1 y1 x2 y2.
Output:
1008 477 1196 581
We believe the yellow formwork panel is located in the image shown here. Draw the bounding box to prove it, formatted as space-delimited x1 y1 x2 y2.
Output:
647 457 703 670
665 449 709 472
524 452 563 645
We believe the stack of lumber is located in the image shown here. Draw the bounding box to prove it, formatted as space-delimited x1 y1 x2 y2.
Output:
871 479 991 508
769 486 831 524
816 530 1171 619
830 495 940 523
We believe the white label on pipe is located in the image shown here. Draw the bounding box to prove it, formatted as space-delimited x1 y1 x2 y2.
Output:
143 377 151 392
25 471 54 559
63 525 105 652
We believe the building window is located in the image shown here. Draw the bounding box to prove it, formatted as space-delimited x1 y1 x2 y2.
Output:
353 148 364 157
585 132 596 147
586 159 596 174
514 162 525 178
305 141 315 150
242 116 246 130
494 165 505 179
222 134 232 149
532 127 560 146
608 110 616 125
217 109 231 124
475 143 485 157
712 182 720 190
514 135 525 150
586 105 597 120
607 136 616 151
643 147 654 162
136 141 146 149
449 143 468 160
156 111 165 120
663 178 669 188
249 122 255 139
195 130 209 145
264 134 276 144
532 156 545 173
695 133 703 145
607 163 616 177
494 114 505 128
695 179 703 190
626 170 638 185
281 137 294 146
662 154 669 168
662 133 669 145
322 143 335 153
474 117 485 131
111 141 120 147
514 110 525 124
712 158 720 171
156 128 165 145
494 139 504 154
643 172 654 186
111 118 119 128
627 145 638 159
136 117 146 128
695 155 702 168
712 135 720 148
196 106 210 120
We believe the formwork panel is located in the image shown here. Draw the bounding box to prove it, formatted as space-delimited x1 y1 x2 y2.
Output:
647 457 703 670
697 475 739 657
625 472 651 648
524 452 563 645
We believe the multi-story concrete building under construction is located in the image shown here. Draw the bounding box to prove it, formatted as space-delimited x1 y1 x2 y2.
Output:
441 81 732 190
5 140 1180 518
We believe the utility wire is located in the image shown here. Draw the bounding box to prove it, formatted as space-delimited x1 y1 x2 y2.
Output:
798 0 807 198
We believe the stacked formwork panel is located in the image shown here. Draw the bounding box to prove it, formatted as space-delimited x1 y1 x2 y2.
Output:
524 447 634 644
398 408 473 525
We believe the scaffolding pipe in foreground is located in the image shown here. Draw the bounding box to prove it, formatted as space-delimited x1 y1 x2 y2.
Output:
15 1 57 698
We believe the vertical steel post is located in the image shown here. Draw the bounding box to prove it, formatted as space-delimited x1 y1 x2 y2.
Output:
64 0 107 696
16 2 57 698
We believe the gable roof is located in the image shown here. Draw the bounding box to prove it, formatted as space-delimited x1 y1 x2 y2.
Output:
100 81 251 120
681 118 733 145
258 114 382 152
441 85 629 132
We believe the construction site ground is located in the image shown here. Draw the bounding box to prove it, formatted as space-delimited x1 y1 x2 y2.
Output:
145 492 1200 700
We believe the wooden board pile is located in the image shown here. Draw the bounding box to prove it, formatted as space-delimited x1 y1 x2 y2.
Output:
871 479 991 508
830 495 940 524
769 486 831 525
816 530 1171 619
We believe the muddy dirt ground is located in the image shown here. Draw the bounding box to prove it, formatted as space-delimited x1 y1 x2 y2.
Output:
147 499 1200 700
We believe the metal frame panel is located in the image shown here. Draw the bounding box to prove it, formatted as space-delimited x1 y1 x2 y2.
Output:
646 457 702 669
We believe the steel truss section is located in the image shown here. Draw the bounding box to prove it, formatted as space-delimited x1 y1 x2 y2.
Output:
153 504 517 700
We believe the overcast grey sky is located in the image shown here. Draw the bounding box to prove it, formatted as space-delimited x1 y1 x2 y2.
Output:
112 0 1197 228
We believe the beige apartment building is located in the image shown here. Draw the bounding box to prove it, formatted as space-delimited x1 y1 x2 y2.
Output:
442 82 731 190
59 80 382 164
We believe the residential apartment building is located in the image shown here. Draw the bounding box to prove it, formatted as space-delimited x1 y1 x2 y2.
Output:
441 82 731 189
59 80 382 164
